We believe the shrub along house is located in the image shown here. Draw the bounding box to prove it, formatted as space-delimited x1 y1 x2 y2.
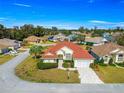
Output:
41 41 94 68
90 43 124 64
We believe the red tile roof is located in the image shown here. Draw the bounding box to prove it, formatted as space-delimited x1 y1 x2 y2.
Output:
42 54 57 59
42 41 94 59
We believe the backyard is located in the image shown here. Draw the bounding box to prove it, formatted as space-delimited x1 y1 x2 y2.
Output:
15 56 80 83
0 55 15 65
95 65 124 83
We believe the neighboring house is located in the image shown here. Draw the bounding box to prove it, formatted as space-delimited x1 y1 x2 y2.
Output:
67 34 78 41
112 32 123 42
0 44 9 54
72 31 82 35
91 43 124 64
71 32 92 38
81 33 92 38
103 33 113 42
49 33 69 42
0 38 21 51
42 41 94 68
25 36 41 44
85 37 108 46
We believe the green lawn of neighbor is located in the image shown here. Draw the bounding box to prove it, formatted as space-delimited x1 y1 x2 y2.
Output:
95 65 124 83
0 55 15 65
41 41 55 44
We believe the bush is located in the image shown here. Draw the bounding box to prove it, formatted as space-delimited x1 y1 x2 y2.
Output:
86 42 94 46
94 59 104 64
94 59 100 64
64 60 73 63
109 58 113 65
86 46 91 50
0 53 3 55
8 48 12 51
99 63 107 66
116 63 124 67
63 60 74 68
37 62 58 70
63 62 70 68
90 63 95 68
90 63 99 71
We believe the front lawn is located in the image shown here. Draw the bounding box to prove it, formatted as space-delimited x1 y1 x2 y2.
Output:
0 55 15 65
41 41 55 44
79 45 87 50
15 56 80 83
95 65 124 83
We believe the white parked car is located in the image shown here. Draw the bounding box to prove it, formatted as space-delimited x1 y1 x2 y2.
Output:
9 50 18 56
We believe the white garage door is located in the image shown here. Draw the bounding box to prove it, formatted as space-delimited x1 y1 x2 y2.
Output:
74 60 92 68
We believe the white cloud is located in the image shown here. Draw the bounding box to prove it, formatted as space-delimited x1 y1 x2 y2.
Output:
89 20 124 27
0 17 6 20
0 17 7 21
13 3 31 7
114 22 124 27
89 20 114 24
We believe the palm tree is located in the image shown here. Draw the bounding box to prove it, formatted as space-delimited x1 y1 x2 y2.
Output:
29 45 43 58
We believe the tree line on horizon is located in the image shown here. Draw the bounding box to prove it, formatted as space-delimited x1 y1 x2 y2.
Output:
0 24 124 41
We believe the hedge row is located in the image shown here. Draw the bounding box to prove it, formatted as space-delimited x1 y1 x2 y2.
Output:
116 63 124 67
37 62 58 70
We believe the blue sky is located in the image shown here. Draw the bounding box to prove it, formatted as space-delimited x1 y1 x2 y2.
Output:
0 0 124 29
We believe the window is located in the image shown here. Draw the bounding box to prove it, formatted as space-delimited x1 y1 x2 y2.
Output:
66 53 72 60
118 54 124 61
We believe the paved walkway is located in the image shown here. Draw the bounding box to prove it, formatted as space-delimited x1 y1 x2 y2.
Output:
0 51 124 93
77 68 103 84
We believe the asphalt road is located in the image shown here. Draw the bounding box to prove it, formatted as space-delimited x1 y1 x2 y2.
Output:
0 51 124 93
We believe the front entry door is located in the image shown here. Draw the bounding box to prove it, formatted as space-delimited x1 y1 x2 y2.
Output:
58 60 63 69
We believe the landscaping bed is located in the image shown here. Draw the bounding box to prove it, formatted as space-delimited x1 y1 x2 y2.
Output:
0 55 15 65
62 60 74 68
116 63 124 67
15 56 80 83
93 65 124 83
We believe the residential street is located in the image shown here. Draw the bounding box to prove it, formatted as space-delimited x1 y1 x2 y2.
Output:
0 51 124 93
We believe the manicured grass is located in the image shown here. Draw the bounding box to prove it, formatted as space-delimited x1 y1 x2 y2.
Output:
15 56 80 83
79 45 88 50
17 50 27 53
95 65 124 83
0 55 15 65
41 41 55 44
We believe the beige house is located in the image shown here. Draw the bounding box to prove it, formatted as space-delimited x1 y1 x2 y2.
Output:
24 36 41 44
0 38 21 50
91 43 124 64
85 37 108 46
52 33 69 42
